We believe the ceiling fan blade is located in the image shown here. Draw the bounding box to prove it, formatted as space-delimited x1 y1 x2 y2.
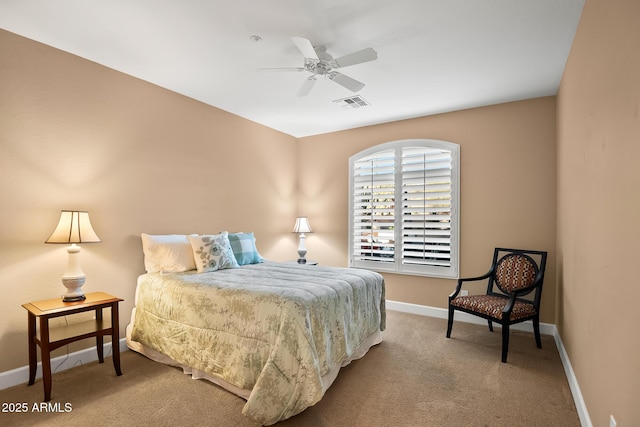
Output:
297 76 317 97
291 36 319 60
258 67 306 72
333 47 378 68
329 72 365 92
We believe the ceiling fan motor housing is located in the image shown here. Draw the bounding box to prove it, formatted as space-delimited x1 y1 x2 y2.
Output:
306 46 333 75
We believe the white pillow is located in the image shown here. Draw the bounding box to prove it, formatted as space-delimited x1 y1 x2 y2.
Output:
140 234 196 273
188 232 239 273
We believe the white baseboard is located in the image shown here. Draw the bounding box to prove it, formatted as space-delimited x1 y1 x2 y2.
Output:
386 299 591 427
386 299 557 335
0 339 128 392
553 330 593 427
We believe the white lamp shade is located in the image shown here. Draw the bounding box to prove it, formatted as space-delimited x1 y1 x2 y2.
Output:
292 217 312 234
45 210 101 244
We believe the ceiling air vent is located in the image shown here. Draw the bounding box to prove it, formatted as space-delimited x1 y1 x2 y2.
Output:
333 95 370 110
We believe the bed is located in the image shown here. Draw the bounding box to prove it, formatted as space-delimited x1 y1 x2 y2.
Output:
126 233 385 425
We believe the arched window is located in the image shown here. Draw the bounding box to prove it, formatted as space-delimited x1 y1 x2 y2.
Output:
349 139 460 278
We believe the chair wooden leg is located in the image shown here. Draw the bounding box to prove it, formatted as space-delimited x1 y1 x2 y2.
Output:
446 306 454 338
501 324 510 363
488 320 494 332
533 315 542 348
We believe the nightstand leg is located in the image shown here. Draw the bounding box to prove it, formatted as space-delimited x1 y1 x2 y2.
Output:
112 302 122 376
96 308 104 363
39 316 52 401
27 313 36 385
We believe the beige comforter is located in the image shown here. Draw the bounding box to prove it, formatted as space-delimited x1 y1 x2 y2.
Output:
129 262 385 425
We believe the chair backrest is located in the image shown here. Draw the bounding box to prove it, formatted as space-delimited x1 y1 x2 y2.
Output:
492 251 542 294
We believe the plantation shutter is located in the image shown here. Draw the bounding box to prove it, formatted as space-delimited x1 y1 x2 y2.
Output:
351 149 395 266
349 139 459 278
401 147 453 273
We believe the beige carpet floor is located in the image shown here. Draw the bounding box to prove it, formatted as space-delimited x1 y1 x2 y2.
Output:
0 310 580 426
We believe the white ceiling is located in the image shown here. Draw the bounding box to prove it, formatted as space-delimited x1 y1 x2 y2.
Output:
0 0 584 138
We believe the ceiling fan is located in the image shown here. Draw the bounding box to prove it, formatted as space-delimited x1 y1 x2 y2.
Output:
260 36 378 97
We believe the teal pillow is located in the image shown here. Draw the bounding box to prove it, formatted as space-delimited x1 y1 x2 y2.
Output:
228 232 263 265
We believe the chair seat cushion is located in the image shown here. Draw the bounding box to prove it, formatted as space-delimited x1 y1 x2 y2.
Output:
451 294 536 321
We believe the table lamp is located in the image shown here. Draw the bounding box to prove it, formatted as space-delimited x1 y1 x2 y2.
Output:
292 217 312 264
45 210 101 301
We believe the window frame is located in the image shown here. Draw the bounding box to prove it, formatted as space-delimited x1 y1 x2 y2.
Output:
348 139 460 279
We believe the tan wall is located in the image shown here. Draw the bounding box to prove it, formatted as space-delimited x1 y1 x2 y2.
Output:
298 98 557 322
0 30 298 372
557 0 640 424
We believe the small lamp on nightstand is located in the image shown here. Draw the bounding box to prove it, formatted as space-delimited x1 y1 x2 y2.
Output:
45 210 101 302
292 216 313 264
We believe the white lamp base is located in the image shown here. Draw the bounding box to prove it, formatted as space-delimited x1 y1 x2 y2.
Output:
62 277 86 302
61 244 87 302
297 233 308 264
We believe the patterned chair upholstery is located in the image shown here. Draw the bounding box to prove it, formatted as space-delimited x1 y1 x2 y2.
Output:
446 248 547 363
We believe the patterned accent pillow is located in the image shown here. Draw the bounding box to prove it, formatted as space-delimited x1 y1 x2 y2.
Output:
228 232 264 265
188 232 239 273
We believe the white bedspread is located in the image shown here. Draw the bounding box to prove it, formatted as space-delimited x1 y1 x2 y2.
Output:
127 262 385 425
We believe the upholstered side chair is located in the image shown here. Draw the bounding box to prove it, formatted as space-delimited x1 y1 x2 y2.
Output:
446 248 547 363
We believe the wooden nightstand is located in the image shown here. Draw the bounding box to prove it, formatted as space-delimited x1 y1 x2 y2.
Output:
22 292 123 401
